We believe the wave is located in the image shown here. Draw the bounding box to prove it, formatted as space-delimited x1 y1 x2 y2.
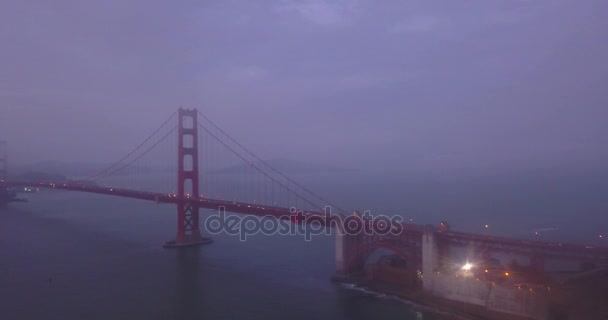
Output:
339 283 473 320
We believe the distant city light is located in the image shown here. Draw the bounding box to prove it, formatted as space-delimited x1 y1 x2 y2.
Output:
485 224 489 228
505 272 510 276
462 262 473 271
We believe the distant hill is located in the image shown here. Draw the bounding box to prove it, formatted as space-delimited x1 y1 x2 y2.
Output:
9 159 353 177
210 158 354 174
12 161 106 177
11 171 99 187
15 171 67 182
11 161 174 178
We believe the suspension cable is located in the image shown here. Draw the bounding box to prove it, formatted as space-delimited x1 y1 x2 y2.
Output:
92 126 177 181
198 121 328 213
88 110 177 179
198 111 347 216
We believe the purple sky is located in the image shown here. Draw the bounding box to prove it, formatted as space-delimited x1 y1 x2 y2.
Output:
1 0 607 174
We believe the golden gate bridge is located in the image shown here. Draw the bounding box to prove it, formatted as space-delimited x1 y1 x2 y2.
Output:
1 107 607 319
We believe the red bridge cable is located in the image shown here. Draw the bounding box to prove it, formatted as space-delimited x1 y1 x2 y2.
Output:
87 110 177 180
197 122 326 213
197 111 348 216
92 126 177 181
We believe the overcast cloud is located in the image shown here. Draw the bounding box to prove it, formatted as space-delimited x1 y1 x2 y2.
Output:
1 0 607 175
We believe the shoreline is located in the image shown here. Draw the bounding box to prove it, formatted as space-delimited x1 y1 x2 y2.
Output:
332 275 536 320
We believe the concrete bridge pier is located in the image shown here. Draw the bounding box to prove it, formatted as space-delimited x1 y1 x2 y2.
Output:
334 223 364 279
422 225 439 291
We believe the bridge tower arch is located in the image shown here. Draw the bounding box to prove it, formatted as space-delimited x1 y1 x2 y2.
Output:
334 216 424 284
164 108 212 248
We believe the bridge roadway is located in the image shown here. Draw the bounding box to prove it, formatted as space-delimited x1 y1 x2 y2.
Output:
3 180 608 262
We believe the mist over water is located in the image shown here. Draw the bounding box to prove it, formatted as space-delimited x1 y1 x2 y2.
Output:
2 171 606 319
2 1 608 318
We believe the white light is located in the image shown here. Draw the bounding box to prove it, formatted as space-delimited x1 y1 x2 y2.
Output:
462 262 473 271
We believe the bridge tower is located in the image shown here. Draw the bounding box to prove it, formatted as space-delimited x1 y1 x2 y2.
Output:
164 108 212 248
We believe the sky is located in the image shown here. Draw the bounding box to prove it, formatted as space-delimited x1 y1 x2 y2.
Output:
1 0 607 175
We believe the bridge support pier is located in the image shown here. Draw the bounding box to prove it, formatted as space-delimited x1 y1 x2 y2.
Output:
163 202 212 248
164 108 212 248
335 226 349 275
422 225 439 291
334 223 364 280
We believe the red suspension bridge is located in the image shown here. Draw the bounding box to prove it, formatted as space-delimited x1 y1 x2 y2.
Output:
1 108 607 319
1 108 352 244
1 107 606 255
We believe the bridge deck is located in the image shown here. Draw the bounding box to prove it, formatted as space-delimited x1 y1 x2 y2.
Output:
3 180 608 261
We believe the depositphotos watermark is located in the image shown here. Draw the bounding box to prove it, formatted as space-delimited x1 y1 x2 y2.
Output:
204 206 404 241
